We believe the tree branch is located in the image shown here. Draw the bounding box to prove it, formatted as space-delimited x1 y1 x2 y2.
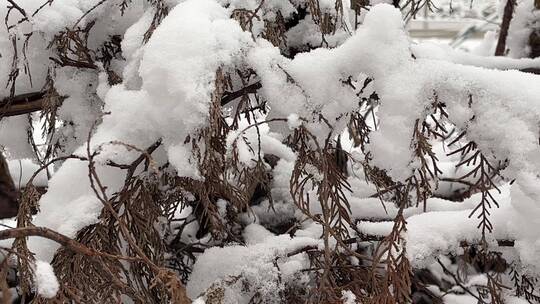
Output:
0 92 46 117
495 0 516 56
351 232 515 247
0 226 93 255
0 226 140 260
0 81 263 118
220 81 262 106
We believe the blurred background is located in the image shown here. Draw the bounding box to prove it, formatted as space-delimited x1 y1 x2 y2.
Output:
408 0 499 52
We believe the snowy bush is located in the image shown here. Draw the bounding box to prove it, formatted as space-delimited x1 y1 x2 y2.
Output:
1 0 540 303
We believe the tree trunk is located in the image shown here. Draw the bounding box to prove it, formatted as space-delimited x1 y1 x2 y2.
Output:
495 0 516 56
0 153 18 219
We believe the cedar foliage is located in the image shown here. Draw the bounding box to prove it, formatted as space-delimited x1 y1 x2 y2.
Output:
0 0 539 303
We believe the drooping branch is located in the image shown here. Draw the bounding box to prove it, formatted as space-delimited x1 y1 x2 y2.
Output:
0 226 129 259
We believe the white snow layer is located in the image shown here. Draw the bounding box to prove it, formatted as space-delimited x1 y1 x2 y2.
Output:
34 260 60 299
0 0 539 298
187 234 319 302
28 0 254 259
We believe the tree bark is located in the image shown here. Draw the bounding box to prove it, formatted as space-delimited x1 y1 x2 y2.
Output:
0 92 46 117
0 153 18 219
495 0 516 56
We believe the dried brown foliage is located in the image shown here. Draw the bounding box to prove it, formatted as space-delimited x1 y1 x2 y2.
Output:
0 0 537 304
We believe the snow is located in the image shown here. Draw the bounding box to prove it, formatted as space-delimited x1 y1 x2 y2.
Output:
243 3 540 272
287 113 301 130
28 0 254 260
506 0 536 58
192 297 206 304
0 117 34 159
248 4 408 146
242 223 275 244
2 0 540 301
246 3 540 187
226 119 297 168
413 41 540 70
53 67 102 156
7 159 47 188
29 160 123 261
34 260 59 299
355 185 521 267
349 131 534 270
31 0 87 35
341 290 357 304
186 234 319 301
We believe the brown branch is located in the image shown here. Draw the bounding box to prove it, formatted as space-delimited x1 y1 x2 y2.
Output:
460 239 515 247
106 140 162 181
0 226 139 261
436 258 486 303
521 67 540 74
369 184 404 198
354 231 515 247
0 100 44 117
0 91 46 117
495 0 516 56
0 81 262 118
221 81 262 106
0 226 93 255
1 91 45 104
7 0 28 21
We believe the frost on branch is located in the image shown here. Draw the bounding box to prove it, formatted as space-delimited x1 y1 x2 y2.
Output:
1 0 540 303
